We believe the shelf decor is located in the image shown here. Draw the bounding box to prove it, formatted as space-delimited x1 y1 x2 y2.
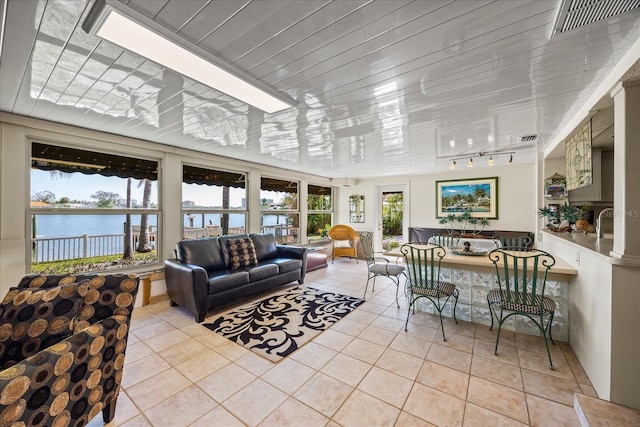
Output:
544 172 567 199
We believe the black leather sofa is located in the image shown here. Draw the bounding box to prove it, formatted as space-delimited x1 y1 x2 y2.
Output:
164 233 307 322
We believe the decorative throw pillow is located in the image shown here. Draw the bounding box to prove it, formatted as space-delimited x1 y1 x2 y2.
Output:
0 281 87 369
334 239 352 248
227 238 259 269
74 274 138 332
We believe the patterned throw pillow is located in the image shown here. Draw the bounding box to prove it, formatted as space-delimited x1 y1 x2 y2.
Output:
227 238 259 269
0 281 87 369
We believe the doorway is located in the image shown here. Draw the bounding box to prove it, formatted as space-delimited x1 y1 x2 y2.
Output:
378 185 408 252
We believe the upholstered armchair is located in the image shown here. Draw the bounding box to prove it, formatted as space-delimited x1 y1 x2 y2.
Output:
328 225 359 263
0 273 139 425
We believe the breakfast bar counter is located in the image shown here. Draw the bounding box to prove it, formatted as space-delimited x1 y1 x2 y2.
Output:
385 246 577 341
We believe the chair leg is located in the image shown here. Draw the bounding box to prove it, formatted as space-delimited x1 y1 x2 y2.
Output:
362 276 371 300
487 298 495 331
452 290 459 324
393 277 400 308
494 310 505 355
404 298 413 331
103 397 118 423
438 308 447 341
541 317 554 370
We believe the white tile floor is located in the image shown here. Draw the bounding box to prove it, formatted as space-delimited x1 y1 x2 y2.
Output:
89 259 599 426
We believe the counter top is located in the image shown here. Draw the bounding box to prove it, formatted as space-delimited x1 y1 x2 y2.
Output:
541 230 614 258
385 246 577 281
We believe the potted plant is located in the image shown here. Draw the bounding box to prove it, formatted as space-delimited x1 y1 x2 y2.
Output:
574 204 592 232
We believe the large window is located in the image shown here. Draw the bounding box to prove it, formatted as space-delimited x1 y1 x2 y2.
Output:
29 142 159 274
260 177 299 244
182 165 247 238
307 184 332 238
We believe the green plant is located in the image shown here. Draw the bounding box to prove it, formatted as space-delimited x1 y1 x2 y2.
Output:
438 208 490 236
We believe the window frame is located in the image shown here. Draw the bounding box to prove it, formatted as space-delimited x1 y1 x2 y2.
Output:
307 184 333 238
181 164 248 239
28 141 162 274
260 176 300 244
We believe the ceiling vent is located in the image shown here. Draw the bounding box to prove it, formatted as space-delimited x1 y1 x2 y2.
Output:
518 135 538 143
551 0 640 38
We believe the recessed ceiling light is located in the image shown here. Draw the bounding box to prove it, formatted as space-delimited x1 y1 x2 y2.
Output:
82 0 293 114
467 138 473 145
449 140 456 147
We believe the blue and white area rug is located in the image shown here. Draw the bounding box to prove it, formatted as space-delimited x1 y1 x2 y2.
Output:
204 286 364 362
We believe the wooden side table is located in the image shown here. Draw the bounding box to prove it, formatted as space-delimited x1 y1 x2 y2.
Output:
306 246 328 272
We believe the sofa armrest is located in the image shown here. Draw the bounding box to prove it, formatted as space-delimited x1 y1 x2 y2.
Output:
0 315 130 425
277 245 308 282
164 259 209 322
276 245 306 259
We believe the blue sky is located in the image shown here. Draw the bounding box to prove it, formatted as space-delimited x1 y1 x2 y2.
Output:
32 170 253 206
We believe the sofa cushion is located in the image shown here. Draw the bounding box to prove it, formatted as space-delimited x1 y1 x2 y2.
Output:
249 233 279 261
270 258 303 274
177 238 226 271
226 237 259 269
0 281 88 369
247 263 279 281
207 271 250 294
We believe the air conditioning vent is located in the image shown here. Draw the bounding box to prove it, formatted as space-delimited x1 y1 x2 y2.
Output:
551 0 640 38
519 135 538 143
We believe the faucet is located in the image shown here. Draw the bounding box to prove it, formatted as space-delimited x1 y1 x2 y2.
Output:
596 208 614 238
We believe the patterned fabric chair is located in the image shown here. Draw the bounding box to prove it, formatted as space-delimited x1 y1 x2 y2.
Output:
0 273 139 425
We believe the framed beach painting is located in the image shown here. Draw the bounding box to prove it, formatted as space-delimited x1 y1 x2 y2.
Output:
436 177 498 219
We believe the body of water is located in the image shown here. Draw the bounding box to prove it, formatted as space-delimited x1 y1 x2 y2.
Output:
33 213 286 238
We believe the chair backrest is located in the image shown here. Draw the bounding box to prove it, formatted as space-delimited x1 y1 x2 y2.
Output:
359 231 376 266
428 234 459 248
328 224 358 243
400 242 446 288
495 235 533 249
488 248 555 306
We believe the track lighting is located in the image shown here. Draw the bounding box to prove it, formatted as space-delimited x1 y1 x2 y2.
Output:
448 151 514 168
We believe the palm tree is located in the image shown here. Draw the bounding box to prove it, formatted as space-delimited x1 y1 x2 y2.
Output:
136 179 153 252
123 178 133 260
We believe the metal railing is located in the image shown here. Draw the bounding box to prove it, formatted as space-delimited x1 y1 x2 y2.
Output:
31 232 156 263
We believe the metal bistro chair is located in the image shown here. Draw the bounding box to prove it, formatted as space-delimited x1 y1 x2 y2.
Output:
428 234 460 248
487 247 557 369
360 232 406 307
401 242 459 341
493 234 533 250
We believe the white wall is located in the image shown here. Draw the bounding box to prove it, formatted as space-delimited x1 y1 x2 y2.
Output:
335 163 536 235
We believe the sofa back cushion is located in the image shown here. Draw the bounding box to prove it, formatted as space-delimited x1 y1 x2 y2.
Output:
250 233 279 261
176 238 226 271
74 274 139 331
0 281 88 369
226 237 259 269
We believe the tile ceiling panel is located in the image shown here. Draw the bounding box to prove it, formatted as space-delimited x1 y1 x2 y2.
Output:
0 0 639 179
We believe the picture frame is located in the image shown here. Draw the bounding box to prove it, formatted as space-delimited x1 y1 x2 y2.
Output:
349 195 365 223
436 177 498 219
